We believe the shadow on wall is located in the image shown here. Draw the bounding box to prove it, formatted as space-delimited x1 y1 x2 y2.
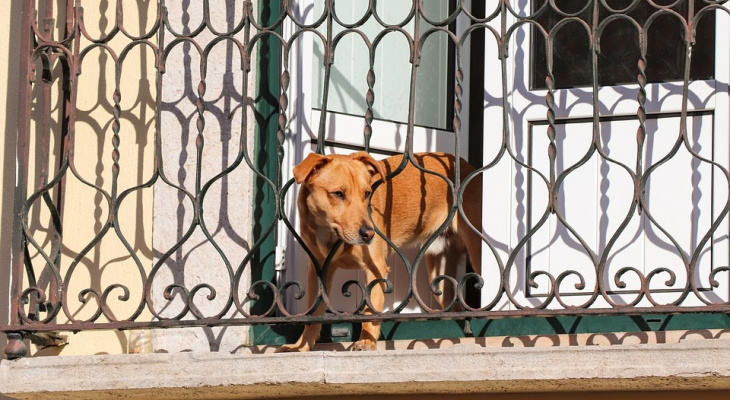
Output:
151 0 256 352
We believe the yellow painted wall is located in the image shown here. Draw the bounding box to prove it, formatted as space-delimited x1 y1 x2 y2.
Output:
1 2 155 357
46 1 157 356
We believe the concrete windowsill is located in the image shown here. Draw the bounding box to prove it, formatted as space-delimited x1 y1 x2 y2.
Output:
2 333 730 400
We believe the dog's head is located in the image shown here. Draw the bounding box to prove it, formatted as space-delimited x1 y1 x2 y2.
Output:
294 151 387 245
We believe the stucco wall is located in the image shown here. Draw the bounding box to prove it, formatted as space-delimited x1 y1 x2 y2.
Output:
149 0 256 353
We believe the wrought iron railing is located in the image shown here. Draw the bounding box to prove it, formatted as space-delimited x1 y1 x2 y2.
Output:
3 0 729 359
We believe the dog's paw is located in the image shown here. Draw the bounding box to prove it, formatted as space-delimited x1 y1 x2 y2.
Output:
351 339 376 351
275 343 312 353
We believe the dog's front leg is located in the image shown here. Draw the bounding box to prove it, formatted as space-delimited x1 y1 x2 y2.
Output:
276 260 330 352
352 257 388 351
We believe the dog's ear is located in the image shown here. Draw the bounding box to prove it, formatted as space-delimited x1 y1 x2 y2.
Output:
351 151 386 183
293 153 330 184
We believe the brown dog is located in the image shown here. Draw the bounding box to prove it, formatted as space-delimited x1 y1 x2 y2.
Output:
277 152 481 352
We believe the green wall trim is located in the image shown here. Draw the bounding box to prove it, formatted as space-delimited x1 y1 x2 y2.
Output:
250 0 281 326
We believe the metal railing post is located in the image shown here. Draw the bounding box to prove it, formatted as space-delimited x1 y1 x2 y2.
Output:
4 0 36 360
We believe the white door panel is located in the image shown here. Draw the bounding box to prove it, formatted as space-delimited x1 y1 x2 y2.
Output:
482 1 730 310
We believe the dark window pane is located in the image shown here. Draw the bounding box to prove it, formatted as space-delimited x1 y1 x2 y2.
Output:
531 0 715 90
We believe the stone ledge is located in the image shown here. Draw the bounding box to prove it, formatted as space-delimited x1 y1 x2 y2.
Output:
2 337 730 400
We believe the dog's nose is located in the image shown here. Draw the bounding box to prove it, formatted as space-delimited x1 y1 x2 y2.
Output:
359 226 375 243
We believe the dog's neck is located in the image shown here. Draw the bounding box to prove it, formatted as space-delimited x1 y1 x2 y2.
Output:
313 224 339 252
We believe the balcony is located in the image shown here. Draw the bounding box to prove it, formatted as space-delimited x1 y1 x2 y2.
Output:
1 0 730 398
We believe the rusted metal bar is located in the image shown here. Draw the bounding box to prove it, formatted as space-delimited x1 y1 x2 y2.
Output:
4 0 36 361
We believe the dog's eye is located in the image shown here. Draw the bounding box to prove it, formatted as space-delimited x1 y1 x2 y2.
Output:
364 190 372 198
332 190 345 199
